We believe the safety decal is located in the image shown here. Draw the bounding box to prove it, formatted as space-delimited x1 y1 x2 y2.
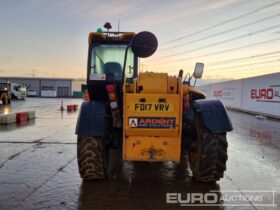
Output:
128 117 176 129
129 118 138 127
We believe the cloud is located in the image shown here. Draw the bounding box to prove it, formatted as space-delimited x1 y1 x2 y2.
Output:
25 0 136 20
129 0 240 27
203 0 239 11
22 0 240 28
0 56 13 63
0 56 12 59
177 0 240 20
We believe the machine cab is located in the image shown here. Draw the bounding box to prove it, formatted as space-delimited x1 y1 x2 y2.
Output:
87 32 138 101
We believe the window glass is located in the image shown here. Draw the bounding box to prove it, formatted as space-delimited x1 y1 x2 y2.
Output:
90 45 134 78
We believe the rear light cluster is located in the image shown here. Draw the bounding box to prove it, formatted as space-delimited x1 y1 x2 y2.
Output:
83 90 89 101
106 84 122 128
106 84 115 93
183 94 190 111
106 84 118 109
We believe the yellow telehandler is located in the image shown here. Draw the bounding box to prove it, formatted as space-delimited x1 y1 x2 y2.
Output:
76 28 232 182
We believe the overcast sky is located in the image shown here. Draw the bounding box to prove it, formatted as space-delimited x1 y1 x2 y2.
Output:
0 0 279 80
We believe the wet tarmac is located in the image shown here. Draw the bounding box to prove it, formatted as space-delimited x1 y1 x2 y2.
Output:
0 98 279 210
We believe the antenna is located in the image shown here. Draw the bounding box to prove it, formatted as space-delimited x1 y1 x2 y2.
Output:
32 69 36 78
118 18 120 32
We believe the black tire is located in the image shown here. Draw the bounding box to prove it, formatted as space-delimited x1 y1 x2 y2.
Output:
189 117 228 182
2 94 8 105
77 136 108 180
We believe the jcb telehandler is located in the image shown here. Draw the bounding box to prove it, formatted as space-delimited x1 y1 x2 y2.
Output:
76 29 232 182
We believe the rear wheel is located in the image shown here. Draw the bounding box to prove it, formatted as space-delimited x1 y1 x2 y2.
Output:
189 117 228 182
77 136 108 180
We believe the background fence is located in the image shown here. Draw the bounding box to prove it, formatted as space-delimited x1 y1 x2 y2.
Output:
199 72 280 118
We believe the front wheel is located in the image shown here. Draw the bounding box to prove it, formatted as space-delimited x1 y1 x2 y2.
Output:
189 117 228 182
77 136 108 180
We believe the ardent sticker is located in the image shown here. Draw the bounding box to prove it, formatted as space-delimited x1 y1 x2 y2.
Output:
128 117 176 129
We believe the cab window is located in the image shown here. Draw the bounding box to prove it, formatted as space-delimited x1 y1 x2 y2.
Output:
90 45 135 79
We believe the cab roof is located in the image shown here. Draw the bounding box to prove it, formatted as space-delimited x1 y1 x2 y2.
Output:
88 32 136 45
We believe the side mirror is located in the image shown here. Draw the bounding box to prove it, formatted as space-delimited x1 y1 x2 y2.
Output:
131 31 158 58
193 63 204 79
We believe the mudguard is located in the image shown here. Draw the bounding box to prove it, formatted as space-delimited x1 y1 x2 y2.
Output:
193 99 233 133
75 101 107 136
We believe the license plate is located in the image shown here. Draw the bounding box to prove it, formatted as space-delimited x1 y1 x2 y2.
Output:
129 103 174 112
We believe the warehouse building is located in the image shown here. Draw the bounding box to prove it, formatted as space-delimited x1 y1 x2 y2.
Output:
0 77 77 97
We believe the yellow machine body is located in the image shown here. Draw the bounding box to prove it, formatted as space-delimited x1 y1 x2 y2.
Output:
123 72 183 162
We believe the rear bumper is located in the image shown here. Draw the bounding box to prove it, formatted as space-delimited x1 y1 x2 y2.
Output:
123 136 181 162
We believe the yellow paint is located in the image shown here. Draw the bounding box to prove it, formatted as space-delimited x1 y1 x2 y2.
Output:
137 72 168 94
123 72 183 162
182 84 189 95
189 86 206 98
88 32 106 45
125 94 181 137
168 75 178 94
124 136 181 162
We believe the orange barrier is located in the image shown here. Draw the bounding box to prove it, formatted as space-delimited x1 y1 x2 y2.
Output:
73 104 78 111
67 104 79 112
67 105 74 112
16 112 28 122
